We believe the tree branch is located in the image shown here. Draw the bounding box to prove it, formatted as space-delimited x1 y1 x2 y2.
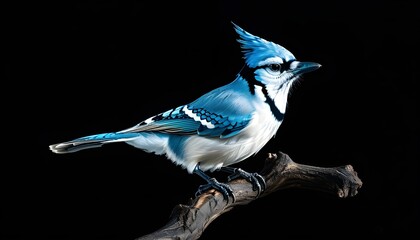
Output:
136 151 363 240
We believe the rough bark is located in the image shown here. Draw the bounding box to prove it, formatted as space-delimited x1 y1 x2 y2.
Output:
136 151 363 240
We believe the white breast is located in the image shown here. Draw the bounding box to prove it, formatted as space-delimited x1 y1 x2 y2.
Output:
178 87 283 173
128 85 287 174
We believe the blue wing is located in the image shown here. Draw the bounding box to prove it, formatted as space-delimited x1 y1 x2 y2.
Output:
119 83 255 138
119 105 200 134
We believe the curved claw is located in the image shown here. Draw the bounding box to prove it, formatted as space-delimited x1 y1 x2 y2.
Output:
195 178 235 203
252 173 266 193
193 165 235 203
225 168 266 198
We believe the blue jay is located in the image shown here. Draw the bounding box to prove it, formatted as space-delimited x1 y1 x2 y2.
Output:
49 22 321 202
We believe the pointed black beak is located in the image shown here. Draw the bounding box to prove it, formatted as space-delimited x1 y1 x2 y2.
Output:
290 61 321 75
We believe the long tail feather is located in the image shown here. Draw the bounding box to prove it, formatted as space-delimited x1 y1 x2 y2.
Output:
49 132 140 154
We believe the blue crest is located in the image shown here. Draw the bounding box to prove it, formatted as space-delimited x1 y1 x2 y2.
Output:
232 22 296 68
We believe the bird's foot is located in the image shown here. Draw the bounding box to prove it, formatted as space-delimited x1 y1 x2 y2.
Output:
226 168 266 197
195 178 235 203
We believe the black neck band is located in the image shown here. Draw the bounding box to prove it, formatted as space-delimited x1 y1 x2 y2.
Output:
240 65 284 121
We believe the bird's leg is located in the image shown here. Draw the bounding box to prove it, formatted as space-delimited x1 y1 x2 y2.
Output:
220 166 266 197
193 165 235 203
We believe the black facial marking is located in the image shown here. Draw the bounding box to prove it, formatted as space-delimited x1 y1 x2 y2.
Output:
281 61 292 70
240 64 259 95
240 65 284 121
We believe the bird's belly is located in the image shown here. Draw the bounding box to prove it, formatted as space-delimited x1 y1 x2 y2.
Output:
127 113 282 174
181 115 281 173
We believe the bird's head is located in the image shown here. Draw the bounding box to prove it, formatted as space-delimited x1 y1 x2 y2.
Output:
233 22 321 91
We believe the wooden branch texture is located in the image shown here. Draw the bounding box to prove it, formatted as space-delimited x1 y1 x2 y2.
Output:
136 151 363 240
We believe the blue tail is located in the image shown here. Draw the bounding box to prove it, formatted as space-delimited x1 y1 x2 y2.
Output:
49 132 140 154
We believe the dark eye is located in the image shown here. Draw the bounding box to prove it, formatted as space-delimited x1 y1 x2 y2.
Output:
267 64 281 72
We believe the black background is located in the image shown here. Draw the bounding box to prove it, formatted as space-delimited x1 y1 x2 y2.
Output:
5 0 419 239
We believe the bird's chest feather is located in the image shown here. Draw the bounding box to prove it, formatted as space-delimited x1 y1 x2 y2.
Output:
238 86 284 152
243 102 282 150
